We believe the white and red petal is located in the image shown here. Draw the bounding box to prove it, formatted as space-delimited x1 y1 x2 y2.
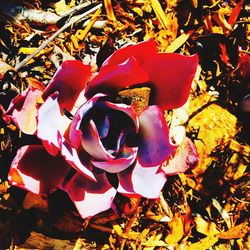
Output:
4 87 42 134
100 39 157 71
141 53 199 110
85 57 149 99
81 119 114 161
69 93 105 148
60 142 96 181
91 147 138 173
163 137 199 175
117 161 166 199
8 145 71 194
95 115 110 139
37 92 71 156
62 171 116 218
42 60 91 112
137 105 176 167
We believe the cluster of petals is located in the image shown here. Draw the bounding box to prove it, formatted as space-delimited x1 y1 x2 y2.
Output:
3 39 199 218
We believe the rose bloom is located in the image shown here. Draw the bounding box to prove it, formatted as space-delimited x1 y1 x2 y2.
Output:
3 39 198 218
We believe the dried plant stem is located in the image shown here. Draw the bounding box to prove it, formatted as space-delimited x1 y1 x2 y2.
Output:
14 3 102 71
104 0 116 21
160 193 173 218
119 205 141 250
78 7 102 41
88 223 137 240
151 0 168 30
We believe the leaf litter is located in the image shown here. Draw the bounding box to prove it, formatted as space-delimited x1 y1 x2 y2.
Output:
0 0 249 249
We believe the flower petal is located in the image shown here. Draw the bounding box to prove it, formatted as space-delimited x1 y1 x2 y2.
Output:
95 115 110 138
117 161 166 198
37 92 71 156
81 119 115 161
91 147 138 173
163 137 199 175
69 93 105 148
62 170 116 218
42 60 91 112
85 57 149 99
100 39 157 71
141 53 199 110
3 87 42 134
8 145 71 194
138 105 176 167
104 101 139 132
61 142 96 181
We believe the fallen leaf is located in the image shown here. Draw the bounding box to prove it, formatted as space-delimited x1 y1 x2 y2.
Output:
194 215 220 236
165 31 193 53
151 0 169 30
165 216 184 244
23 192 48 210
218 222 250 239
212 199 232 229
185 235 219 250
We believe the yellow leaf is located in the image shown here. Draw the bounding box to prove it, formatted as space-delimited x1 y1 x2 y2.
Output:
186 235 219 250
229 140 250 158
233 162 247 180
70 34 79 50
53 0 71 15
165 31 193 53
188 101 239 177
151 0 168 30
25 77 46 91
19 47 45 55
74 7 102 42
194 215 220 236
132 7 143 17
165 216 184 244
113 224 123 235
218 222 250 239
4 23 14 34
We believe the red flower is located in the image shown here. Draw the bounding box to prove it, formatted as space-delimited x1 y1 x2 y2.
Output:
4 39 199 218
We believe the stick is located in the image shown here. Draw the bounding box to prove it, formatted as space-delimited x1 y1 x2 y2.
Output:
14 3 102 71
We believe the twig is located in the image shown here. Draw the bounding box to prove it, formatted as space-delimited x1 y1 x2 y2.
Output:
14 3 102 71
119 204 141 250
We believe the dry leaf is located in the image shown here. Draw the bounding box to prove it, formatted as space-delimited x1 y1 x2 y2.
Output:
165 31 193 53
218 222 250 239
189 100 239 177
104 0 116 21
0 59 15 81
228 0 244 27
212 199 231 229
194 215 220 236
25 77 46 91
185 235 219 250
151 0 168 30
23 192 48 210
165 216 184 244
